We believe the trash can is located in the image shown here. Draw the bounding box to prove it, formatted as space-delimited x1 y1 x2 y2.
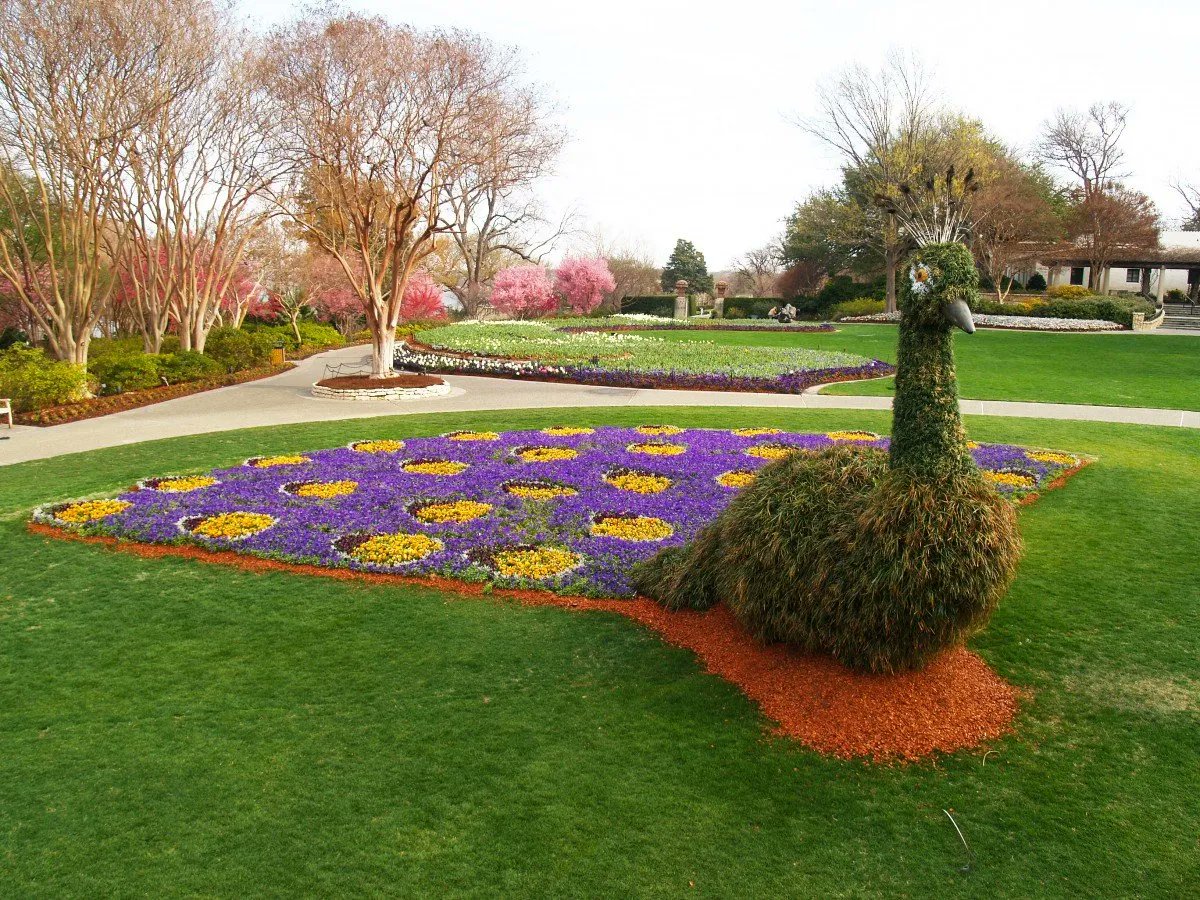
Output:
270 342 286 366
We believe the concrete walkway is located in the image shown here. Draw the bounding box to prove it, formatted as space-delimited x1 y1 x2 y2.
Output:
2 344 1197 466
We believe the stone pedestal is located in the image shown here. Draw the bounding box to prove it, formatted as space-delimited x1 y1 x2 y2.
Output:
714 280 728 319
673 279 689 320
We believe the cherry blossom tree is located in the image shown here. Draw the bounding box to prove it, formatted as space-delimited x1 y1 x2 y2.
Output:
400 272 448 323
489 265 557 318
554 257 615 315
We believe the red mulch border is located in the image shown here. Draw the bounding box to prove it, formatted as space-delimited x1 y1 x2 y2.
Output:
15 364 295 427
28 521 1033 763
316 374 445 390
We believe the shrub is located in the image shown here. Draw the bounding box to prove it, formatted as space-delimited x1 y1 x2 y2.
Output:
158 350 223 384
829 298 886 320
0 346 91 411
1025 272 1047 292
555 257 615 315
400 272 449 323
633 445 1021 674
722 298 776 319
0 326 28 350
1046 284 1092 300
490 265 558 318
1165 288 1188 302
296 322 345 348
88 352 161 395
205 327 274 372
621 295 678 317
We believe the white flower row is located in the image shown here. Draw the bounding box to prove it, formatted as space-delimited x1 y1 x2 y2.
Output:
841 311 1123 332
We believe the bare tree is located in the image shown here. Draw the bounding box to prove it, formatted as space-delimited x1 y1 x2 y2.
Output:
969 158 1063 300
799 52 942 311
258 11 552 376
584 231 660 312
732 244 781 297
0 0 188 365
1038 102 1129 199
441 98 569 316
1171 179 1200 231
115 4 282 354
1064 184 1159 290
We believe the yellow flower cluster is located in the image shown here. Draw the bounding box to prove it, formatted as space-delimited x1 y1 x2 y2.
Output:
250 455 310 468
745 444 798 460
188 511 275 540
541 425 594 436
403 460 469 476
826 430 879 442
627 442 686 457
518 446 579 462
349 532 443 566
1027 450 1078 467
351 439 405 454
294 480 358 499
55 499 131 524
591 514 674 542
503 481 577 500
151 476 217 493
412 500 493 523
966 441 981 450
603 470 672 494
447 431 500 442
983 470 1037 489
716 470 757 489
731 427 781 437
635 424 682 436
491 546 580 579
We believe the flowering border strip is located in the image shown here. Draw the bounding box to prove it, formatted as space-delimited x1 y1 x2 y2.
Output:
841 311 1125 332
560 322 837 335
396 341 895 394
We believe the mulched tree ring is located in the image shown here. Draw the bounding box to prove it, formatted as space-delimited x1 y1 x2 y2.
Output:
315 374 445 390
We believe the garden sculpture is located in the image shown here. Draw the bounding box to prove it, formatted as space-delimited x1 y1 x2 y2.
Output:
633 169 1024 673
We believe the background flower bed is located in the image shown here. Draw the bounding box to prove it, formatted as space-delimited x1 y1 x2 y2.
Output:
841 310 1125 332
38 426 1083 598
405 320 891 392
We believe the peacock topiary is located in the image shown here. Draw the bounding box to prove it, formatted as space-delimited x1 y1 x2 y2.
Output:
632 170 1023 674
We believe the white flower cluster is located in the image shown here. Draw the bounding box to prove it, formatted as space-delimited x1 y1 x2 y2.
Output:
610 313 677 323
841 311 1123 332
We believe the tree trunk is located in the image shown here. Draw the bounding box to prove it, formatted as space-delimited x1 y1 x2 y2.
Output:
885 253 898 313
290 313 302 346
370 327 395 377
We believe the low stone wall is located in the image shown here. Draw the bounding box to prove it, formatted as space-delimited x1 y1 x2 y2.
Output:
311 381 453 402
1131 309 1166 331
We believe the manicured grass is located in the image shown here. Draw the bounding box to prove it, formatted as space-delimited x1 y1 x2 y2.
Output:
2 407 1197 896
636 324 1200 410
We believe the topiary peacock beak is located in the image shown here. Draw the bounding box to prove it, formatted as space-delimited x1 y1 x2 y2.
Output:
942 298 975 334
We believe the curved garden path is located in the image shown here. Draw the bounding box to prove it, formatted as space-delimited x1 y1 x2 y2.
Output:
2 344 1197 466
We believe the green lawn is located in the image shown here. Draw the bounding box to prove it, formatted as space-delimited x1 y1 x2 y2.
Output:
636 325 1200 410
2 407 1197 897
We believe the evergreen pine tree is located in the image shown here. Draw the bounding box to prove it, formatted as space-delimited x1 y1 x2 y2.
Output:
660 239 713 295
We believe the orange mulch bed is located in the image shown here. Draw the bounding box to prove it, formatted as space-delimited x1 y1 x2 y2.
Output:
15 365 294 427
316 374 445 390
29 522 1024 763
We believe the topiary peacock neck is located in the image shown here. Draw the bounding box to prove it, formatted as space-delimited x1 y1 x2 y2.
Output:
887 244 976 481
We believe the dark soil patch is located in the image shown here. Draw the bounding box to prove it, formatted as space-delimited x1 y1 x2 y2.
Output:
317 374 444 390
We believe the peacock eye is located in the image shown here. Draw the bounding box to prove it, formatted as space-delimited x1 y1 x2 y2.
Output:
910 264 934 294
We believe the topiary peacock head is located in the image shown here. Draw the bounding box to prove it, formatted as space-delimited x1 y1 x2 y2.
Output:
901 241 977 335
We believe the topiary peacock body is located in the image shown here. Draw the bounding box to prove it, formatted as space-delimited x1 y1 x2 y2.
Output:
633 221 1023 674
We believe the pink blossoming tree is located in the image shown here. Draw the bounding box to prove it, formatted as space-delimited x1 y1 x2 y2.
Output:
554 256 616 315
399 272 448 323
489 265 558 318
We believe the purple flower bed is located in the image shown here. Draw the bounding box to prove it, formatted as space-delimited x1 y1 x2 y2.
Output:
559 323 837 334
35 428 1085 598
396 344 895 394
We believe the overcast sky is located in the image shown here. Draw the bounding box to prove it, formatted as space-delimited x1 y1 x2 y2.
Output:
247 0 1199 269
